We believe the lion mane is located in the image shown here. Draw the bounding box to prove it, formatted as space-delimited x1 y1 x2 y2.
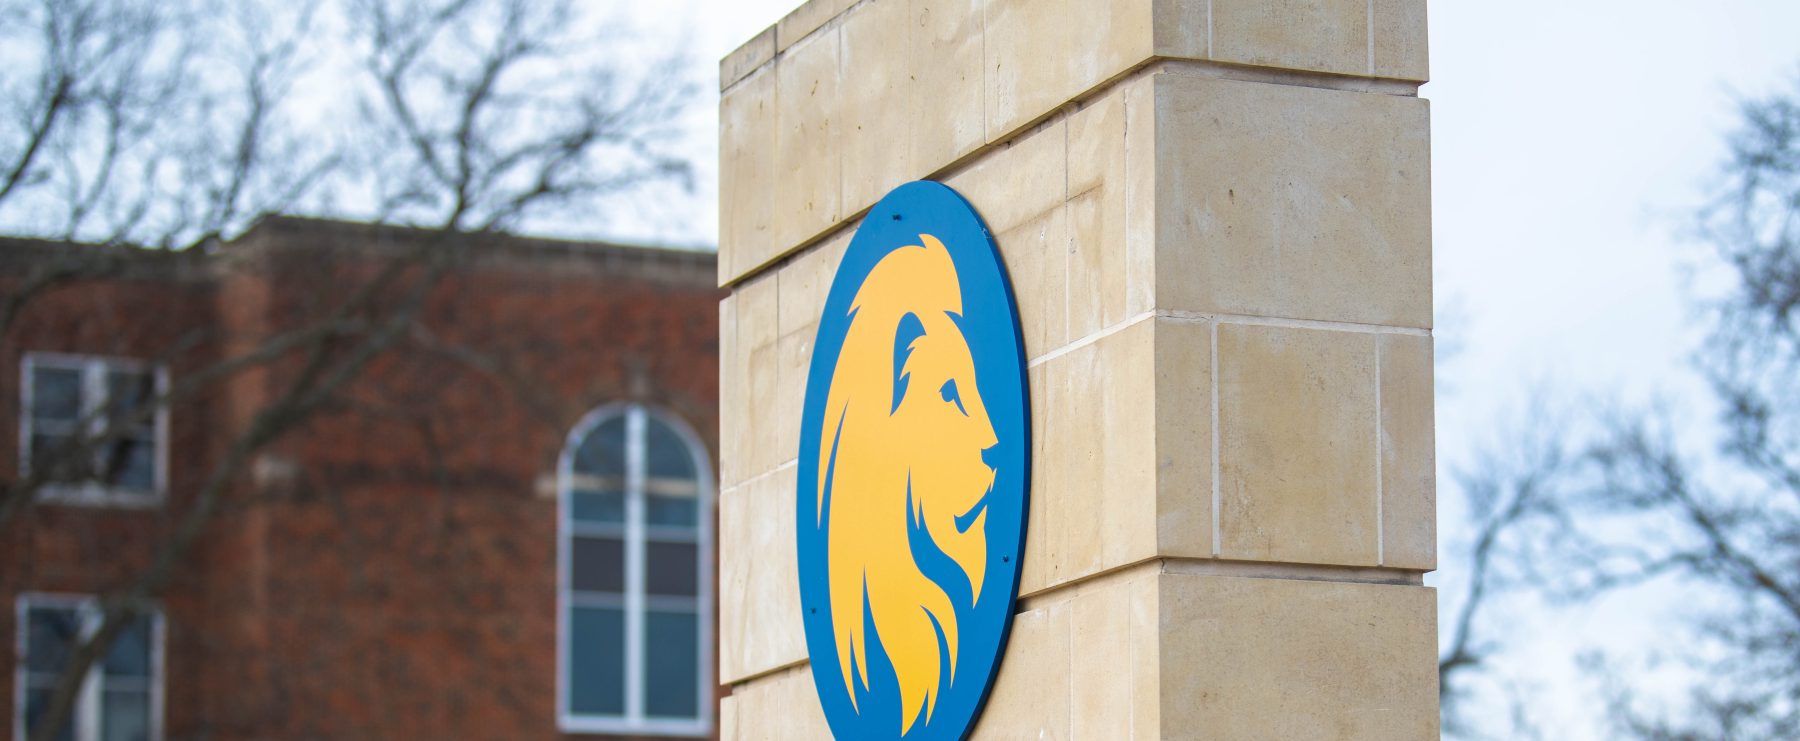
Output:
816 233 1000 735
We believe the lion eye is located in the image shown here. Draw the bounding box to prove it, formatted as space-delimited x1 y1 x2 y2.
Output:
940 379 968 416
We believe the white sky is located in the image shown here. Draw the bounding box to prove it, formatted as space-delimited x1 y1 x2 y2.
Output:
1427 3 1800 736
670 0 1800 736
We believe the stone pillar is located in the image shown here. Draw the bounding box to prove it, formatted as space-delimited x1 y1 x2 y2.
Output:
717 0 1437 738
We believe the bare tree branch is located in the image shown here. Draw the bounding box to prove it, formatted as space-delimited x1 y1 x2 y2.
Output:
7 0 697 736
1439 399 1586 738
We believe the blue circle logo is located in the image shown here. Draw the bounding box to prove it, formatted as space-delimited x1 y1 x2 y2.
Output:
796 181 1030 740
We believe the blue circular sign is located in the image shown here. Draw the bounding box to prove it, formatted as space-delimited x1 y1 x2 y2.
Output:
796 181 1030 740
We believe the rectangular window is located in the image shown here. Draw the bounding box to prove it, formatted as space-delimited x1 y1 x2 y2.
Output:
21 354 167 507
13 596 163 741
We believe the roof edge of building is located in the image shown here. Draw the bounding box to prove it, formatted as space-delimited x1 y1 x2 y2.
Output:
0 216 722 288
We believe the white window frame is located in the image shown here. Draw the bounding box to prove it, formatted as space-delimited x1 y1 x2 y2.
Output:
555 403 714 737
12 593 165 741
19 352 170 508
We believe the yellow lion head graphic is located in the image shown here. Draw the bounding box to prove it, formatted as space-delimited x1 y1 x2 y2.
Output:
816 234 999 735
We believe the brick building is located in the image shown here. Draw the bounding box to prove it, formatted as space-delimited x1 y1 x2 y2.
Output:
0 217 724 740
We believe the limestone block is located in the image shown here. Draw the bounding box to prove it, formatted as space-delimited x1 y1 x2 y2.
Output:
776 0 851 52
773 228 853 469
739 264 780 369
1017 340 1060 596
1022 363 1050 595
727 665 832 740
984 0 1073 141
1156 74 1432 328
1067 188 1118 339
1153 318 1212 559
841 0 914 211
721 26 775 90
1160 573 1440 740
968 597 1071 740
1379 333 1435 570
986 0 1153 140
718 467 805 684
992 206 1067 362
1209 0 1370 78
719 694 738 737
943 118 1066 236
1034 319 1158 592
741 348 780 482
1067 89 1129 338
1071 570 1161 740
1373 0 1429 81
719 68 777 285
1070 0 1155 122
736 274 782 485
773 30 844 258
947 118 1068 356
1152 0 1211 59
1071 582 1130 737
773 332 807 475
719 294 745 489
1019 317 1209 595
776 226 853 343
1217 323 1378 567
908 0 988 177
1068 90 1123 229
1126 570 1160 739
1121 75 1157 318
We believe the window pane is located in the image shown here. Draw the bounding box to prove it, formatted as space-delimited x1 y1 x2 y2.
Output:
31 366 82 422
570 537 624 594
26 606 80 674
644 488 698 528
24 688 76 741
570 488 626 524
642 610 699 719
30 433 88 483
642 415 697 481
104 615 154 678
567 607 625 716
572 416 627 477
105 370 155 434
644 541 698 597
643 416 700 528
100 689 151 741
98 438 156 491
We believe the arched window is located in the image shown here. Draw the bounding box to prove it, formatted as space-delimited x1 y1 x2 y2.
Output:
557 404 711 735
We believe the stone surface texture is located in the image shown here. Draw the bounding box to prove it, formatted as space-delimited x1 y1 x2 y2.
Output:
1217 323 1380 567
719 0 1435 737
718 466 805 684
1160 573 1440 739
718 0 1430 287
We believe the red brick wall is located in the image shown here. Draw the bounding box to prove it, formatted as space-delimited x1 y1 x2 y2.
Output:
0 223 723 741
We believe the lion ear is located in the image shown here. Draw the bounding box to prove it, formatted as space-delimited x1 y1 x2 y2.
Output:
891 312 927 415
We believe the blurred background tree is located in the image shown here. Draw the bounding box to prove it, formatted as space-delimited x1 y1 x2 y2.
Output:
1441 74 1800 741
1574 75 1800 739
0 1 695 738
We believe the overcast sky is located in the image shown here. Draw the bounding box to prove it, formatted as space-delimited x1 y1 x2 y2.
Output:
1425 4 1800 734
676 0 1800 735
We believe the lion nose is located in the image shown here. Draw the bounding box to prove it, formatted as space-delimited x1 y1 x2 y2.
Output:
980 441 1002 472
